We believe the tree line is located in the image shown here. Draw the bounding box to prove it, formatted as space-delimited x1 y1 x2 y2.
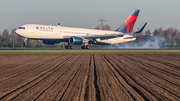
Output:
152 27 180 46
144 27 180 47
1 26 180 48
0 28 24 47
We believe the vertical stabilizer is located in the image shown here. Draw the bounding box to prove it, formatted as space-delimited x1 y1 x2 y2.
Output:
116 9 140 33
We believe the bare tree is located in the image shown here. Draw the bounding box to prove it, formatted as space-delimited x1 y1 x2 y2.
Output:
145 29 151 35
172 28 179 39
94 25 110 30
153 27 164 37
2 29 9 38
10 28 19 39
104 25 110 30
159 27 164 37
94 26 100 30
1 29 10 47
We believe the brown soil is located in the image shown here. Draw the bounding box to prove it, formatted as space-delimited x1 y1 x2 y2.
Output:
0 54 180 101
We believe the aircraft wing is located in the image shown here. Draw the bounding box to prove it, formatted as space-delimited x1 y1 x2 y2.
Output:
64 22 147 40
82 33 128 40
64 33 132 40
82 22 147 40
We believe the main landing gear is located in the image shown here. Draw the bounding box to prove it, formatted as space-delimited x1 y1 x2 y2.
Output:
66 45 74 49
65 45 90 49
81 45 89 49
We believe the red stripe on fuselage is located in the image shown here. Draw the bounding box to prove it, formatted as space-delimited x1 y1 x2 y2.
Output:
125 16 137 33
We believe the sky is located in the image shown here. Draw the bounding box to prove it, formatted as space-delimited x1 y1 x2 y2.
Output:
0 0 180 33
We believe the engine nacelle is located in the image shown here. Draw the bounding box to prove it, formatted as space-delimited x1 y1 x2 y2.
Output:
69 37 83 45
42 40 59 45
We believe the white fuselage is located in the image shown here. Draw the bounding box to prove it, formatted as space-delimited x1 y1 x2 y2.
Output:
15 24 136 45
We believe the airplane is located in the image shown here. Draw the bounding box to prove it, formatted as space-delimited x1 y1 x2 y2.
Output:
15 9 147 49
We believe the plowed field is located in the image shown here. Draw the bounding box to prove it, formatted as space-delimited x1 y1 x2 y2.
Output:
0 54 180 101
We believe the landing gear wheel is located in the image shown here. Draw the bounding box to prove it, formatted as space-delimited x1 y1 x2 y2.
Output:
23 38 27 46
70 46 73 49
66 46 70 49
23 42 26 46
81 45 89 49
81 46 86 49
66 46 73 49
86 45 89 49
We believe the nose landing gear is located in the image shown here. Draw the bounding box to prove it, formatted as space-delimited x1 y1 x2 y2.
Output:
23 38 27 46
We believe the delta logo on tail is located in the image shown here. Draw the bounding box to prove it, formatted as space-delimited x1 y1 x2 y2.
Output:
116 9 140 33
125 14 138 33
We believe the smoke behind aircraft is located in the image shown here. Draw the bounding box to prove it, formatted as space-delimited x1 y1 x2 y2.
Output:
106 36 176 49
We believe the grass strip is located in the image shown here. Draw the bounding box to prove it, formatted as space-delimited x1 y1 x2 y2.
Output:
0 49 180 55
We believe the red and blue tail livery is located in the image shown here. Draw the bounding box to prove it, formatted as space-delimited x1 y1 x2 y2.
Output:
116 9 140 33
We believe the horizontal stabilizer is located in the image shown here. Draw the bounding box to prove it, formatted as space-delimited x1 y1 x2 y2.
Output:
134 22 147 34
124 34 150 39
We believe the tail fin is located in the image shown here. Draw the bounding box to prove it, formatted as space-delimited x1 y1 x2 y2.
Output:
116 9 140 33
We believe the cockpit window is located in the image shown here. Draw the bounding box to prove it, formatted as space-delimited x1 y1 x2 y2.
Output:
18 27 25 29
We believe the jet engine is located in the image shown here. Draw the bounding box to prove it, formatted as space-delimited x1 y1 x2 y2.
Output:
69 37 83 45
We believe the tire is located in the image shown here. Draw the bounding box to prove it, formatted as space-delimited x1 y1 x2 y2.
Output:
86 45 89 49
66 46 70 49
81 46 85 49
70 46 73 49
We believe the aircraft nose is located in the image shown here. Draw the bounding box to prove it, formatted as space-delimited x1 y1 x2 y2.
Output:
15 29 19 35
15 26 26 37
15 29 23 36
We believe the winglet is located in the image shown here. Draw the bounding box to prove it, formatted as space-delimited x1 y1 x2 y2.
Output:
134 22 147 33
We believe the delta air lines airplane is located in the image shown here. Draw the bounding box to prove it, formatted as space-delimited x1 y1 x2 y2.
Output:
15 9 147 49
